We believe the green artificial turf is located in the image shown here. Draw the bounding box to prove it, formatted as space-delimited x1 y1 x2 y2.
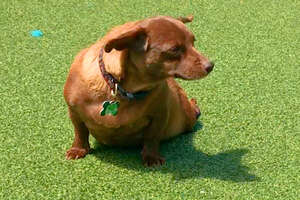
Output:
0 0 299 199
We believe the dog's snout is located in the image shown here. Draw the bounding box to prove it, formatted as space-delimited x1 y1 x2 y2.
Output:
204 61 214 74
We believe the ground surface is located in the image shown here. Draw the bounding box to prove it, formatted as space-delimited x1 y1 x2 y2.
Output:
0 0 299 199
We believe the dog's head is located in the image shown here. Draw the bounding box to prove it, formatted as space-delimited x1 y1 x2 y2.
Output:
104 16 214 80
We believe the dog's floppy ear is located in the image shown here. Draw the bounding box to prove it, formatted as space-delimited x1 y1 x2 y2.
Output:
177 15 194 24
104 26 148 53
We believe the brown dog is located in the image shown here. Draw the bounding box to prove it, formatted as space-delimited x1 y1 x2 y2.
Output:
64 16 214 166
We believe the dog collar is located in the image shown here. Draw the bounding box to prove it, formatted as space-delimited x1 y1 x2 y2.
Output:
98 48 150 100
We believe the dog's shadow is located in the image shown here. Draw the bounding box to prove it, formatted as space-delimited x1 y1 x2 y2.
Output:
91 122 259 182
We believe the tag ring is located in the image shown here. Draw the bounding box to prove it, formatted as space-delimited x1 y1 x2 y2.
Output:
111 83 118 97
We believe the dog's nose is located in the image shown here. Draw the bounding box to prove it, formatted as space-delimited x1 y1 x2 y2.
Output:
204 61 214 74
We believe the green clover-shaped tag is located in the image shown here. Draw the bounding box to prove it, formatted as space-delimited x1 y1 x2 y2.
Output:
100 101 120 116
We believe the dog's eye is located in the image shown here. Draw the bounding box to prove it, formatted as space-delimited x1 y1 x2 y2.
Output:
164 46 184 59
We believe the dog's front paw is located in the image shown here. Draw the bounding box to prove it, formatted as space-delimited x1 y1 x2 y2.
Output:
142 154 165 167
190 98 201 119
142 151 165 167
66 147 89 160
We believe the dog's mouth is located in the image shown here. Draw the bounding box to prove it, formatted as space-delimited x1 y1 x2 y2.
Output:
171 61 214 80
174 73 189 80
173 72 206 80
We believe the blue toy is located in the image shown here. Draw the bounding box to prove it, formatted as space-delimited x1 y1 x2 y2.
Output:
31 30 43 37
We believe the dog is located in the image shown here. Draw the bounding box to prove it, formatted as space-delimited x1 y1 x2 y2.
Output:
64 15 214 166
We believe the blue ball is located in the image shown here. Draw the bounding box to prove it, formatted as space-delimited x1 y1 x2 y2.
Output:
31 30 43 37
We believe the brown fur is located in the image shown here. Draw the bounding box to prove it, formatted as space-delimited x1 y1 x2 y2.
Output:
64 16 214 166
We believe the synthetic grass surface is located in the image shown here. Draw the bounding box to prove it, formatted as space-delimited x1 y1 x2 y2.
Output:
0 0 299 199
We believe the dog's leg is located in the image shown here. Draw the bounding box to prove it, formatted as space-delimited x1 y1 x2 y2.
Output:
142 139 165 167
168 78 200 129
66 108 90 160
179 97 200 132
141 113 168 167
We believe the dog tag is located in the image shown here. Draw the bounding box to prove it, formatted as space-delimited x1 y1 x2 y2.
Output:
100 101 120 116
